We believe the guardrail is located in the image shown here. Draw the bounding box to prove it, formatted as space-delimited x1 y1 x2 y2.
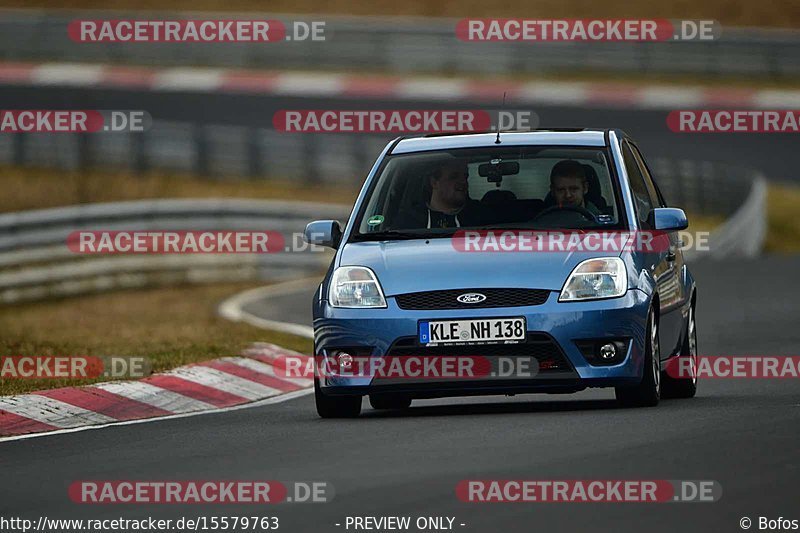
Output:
0 10 799 78
0 117 758 218
701 175 767 259
0 163 766 305
0 120 393 187
0 199 350 303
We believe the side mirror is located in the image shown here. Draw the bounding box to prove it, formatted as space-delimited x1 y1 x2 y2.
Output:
304 220 342 249
648 208 688 232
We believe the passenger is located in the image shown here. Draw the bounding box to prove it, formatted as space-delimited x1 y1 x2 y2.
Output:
396 158 488 229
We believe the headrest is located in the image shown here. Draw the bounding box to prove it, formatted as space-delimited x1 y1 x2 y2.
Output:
481 189 517 205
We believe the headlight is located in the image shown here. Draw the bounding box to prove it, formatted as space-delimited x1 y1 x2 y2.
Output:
329 266 387 308
559 257 627 301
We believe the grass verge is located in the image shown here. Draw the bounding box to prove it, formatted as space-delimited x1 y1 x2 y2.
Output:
0 165 358 213
0 282 313 395
765 183 800 253
685 213 725 234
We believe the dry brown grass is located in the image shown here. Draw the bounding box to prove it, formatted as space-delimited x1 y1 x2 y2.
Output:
0 165 358 213
3 0 799 28
686 213 726 234
0 282 313 395
765 183 800 253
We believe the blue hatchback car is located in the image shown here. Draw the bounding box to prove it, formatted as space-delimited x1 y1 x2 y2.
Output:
304 129 698 417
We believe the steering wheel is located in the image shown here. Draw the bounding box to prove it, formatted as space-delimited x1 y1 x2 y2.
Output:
530 205 597 225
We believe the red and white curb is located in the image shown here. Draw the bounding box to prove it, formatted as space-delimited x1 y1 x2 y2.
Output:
2 61 799 109
0 343 312 441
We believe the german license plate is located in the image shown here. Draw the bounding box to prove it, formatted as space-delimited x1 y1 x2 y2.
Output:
419 317 526 345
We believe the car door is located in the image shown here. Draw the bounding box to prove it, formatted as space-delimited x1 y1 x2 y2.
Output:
629 141 686 357
620 140 677 361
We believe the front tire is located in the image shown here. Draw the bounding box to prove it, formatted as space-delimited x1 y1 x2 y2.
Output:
616 307 661 407
662 303 698 399
315 378 362 418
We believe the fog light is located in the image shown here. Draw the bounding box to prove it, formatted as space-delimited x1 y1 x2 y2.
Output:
575 338 629 366
599 343 617 360
337 352 353 369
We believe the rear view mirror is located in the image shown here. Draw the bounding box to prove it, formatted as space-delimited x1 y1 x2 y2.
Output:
304 220 342 249
478 161 520 183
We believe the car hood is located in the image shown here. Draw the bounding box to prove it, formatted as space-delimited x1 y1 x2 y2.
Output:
339 236 626 295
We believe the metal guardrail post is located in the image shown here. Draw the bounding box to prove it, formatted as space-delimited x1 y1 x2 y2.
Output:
193 124 209 177
12 134 24 166
302 134 320 185
77 132 90 171
247 127 262 178
132 132 147 175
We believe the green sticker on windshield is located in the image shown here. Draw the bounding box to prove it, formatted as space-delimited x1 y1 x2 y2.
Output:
368 215 385 226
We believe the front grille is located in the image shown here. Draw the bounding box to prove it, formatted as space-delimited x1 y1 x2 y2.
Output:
395 288 551 310
386 333 572 373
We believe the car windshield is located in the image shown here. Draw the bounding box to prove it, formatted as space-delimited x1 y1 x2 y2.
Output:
352 145 622 240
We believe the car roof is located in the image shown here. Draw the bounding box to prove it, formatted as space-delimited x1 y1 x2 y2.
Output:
391 129 612 155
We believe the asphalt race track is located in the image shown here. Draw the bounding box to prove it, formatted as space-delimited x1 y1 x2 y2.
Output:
2 256 799 533
0 84 796 180
1 81 798 532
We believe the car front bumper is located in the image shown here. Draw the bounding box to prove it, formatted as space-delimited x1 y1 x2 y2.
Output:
313 288 650 398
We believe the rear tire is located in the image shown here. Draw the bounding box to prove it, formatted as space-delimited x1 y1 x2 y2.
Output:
315 379 362 418
369 394 412 410
616 307 661 407
662 303 698 399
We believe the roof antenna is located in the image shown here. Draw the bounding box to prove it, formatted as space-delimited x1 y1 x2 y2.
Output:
495 91 506 144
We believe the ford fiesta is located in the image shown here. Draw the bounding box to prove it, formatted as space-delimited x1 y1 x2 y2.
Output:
304 129 698 418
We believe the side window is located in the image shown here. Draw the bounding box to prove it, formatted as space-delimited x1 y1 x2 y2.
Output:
621 140 654 227
630 143 666 208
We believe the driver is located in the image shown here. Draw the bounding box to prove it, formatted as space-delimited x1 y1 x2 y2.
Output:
549 160 601 215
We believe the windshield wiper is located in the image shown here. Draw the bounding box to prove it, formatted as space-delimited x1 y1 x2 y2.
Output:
350 229 447 242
